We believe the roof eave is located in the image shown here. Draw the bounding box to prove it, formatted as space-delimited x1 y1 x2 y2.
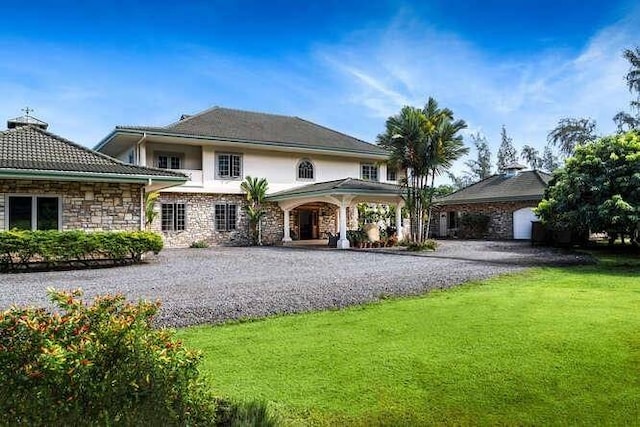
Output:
434 194 544 205
106 129 389 159
267 188 402 202
0 168 188 185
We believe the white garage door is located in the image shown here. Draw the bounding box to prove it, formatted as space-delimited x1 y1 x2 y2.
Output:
513 207 539 239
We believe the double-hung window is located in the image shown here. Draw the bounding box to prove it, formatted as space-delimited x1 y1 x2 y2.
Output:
214 204 237 231
161 203 186 231
217 153 242 179
360 164 378 181
7 195 60 230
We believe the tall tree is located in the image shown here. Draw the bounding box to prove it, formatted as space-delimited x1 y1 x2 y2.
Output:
496 125 517 172
240 176 269 245
547 117 597 157
613 47 640 131
448 133 492 189
378 98 467 242
520 145 542 170
541 145 561 173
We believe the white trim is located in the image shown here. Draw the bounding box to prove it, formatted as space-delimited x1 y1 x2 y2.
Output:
4 193 62 231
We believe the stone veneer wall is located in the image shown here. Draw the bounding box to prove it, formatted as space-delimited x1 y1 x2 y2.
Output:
0 180 142 231
152 192 284 248
431 200 540 240
289 202 338 239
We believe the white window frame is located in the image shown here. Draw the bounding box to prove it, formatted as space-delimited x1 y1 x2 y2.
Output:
214 203 238 232
161 202 186 232
4 194 62 231
296 159 315 181
216 153 243 180
360 163 379 181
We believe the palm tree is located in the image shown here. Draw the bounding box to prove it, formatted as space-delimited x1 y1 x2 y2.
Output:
378 98 467 242
422 99 468 238
144 191 159 229
378 106 429 242
240 176 269 245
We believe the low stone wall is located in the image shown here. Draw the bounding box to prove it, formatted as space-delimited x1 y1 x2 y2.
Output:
432 200 540 240
0 180 142 231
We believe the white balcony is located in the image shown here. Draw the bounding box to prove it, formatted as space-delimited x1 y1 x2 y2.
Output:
176 169 203 187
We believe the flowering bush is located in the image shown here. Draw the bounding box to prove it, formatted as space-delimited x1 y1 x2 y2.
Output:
0 289 216 425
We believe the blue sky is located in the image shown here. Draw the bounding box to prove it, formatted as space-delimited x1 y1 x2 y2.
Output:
1 0 638 178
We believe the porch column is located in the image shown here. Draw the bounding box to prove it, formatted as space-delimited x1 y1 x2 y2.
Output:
337 201 350 249
282 209 292 242
395 203 403 241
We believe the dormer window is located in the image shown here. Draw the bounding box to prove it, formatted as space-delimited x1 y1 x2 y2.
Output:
297 159 314 180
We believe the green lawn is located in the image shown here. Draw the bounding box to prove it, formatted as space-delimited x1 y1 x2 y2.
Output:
177 255 640 426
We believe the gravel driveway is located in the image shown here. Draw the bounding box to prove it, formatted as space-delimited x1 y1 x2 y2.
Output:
0 241 590 327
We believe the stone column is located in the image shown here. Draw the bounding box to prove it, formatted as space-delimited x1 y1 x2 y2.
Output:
395 203 403 241
337 201 350 249
282 209 292 243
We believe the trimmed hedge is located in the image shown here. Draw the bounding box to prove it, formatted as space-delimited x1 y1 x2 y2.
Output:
0 289 217 425
0 230 163 273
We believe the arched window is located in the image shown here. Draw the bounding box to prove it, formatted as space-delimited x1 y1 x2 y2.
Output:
297 159 314 180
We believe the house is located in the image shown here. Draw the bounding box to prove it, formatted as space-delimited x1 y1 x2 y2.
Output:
95 107 403 248
432 163 551 240
0 114 186 232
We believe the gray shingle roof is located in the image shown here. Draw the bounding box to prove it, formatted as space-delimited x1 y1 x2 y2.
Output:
436 170 551 205
267 178 401 201
115 107 387 156
0 125 186 180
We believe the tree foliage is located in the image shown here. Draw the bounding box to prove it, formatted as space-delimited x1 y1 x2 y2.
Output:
240 176 269 245
541 145 561 172
536 131 640 245
613 47 640 131
496 125 518 172
547 117 597 157
521 144 542 170
378 97 468 242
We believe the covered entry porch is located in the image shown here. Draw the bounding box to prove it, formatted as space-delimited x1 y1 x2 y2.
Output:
267 178 404 249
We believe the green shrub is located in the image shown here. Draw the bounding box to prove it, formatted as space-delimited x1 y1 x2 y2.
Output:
214 398 280 427
190 240 210 249
0 230 163 272
406 239 438 251
0 289 216 426
458 213 490 239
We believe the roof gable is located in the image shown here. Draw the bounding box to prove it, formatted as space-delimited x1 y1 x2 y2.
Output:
111 107 387 156
436 170 551 205
0 125 186 179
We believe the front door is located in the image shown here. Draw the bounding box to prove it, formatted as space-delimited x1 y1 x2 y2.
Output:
299 209 319 240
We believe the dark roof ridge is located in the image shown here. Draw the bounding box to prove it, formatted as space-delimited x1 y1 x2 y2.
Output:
165 106 300 129
293 116 373 146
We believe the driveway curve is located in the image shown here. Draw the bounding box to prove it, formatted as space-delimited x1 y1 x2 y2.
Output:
0 241 590 327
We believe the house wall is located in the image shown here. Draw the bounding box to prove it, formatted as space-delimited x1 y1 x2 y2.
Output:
150 192 284 248
0 180 142 231
431 200 540 240
115 140 397 194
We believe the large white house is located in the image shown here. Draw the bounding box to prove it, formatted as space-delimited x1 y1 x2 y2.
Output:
95 107 404 248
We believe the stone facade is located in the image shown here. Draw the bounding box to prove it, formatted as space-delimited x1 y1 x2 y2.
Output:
152 192 285 248
432 200 540 240
0 179 142 231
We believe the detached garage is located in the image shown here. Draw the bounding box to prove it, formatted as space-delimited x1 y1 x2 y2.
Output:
432 164 551 240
